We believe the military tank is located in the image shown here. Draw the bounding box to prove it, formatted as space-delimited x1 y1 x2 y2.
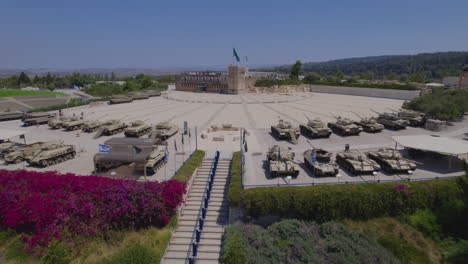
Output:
82 120 106 132
352 112 384 133
48 116 77 129
303 148 339 176
367 148 417 173
327 114 362 136
124 120 152 137
127 92 149 100
0 110 24 121
93 120 128 138
0 142 24 159
299 115 332 138
142 90 161 97
266 145 300 177
62 118 87 131
271 118 300 144
25 143 76 167
335 149 380 175
109 95 133 105
371 110 408 130
4 141 62 164
22 112 55 126
148 121 178 140
388 108 426 127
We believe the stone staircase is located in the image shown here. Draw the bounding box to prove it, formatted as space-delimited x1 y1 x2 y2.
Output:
162 156 231 264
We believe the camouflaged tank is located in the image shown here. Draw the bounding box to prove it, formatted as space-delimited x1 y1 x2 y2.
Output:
0 110 23 121
48 116 78 129
367 148 417 173
4 141 62 164
22 112 55 126
336 149 380 175
109 95 133 104
266 145 299 177
327 115 362 136
271 119 300 144
25 142 76 167
127 92 149 100
352 112 384 133
0 142 24 159
144 148 166 174
62 118 87 131
93 120 128 138
372 110 408 130
142 90 161 97
124 120 152 137
303 148 339 176
149 121 178 140
393 109 426 127
299 116 332 138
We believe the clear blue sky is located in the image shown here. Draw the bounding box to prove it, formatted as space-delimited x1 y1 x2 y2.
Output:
1 0 467 69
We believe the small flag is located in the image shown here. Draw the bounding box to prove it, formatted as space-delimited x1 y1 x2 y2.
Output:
164 148 169 162
174 140 178 152
131 146 142 154
233 48 240 62
311 151 317 163
19 134 25 139
189 129 191 138
99 144 111 153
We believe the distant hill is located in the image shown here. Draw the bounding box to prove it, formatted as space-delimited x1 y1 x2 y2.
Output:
257 51 468 81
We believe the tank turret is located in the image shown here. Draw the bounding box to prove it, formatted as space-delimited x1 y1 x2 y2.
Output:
271 118 300 144
266 145 299 177
299 115 332 138
367 148 416 173
327 114 362 136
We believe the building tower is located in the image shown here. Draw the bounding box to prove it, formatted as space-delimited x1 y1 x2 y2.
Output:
227 65 247 94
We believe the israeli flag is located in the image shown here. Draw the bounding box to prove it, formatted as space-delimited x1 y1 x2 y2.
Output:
73 85 80 90
99 144 111 153
164 149 169 162
311 151 317 163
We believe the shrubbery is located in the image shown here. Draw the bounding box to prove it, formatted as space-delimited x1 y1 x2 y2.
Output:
221 219 398 264
403 88 468 120
173 150 205 182
241 177 466 222
254 78 418 90
227 152 242 207
29 97 109 112
0 170 186 252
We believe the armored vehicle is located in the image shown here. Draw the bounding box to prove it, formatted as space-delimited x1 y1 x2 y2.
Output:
299 116 332 138
149 122 178 140
303 148 339 176
93 120 128 138
0 142 24 159
82 120 106 132
367 148 417 173
266 145 300 177
124 120 152 137
352 112 384 133
4 141 62 164
271 119 300 144
25 143 76 167
336 149 380 175
372 110 408 130
62 118 87 131
0 110 23 121
127 92 149 100
94 138 166 175
327 115 362 136
48 116 78 129
109 95 133 105
142 90 161 97
22 112 55 126
388 108 426 127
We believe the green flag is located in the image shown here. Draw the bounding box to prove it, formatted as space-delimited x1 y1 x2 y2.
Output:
131 146 142 154
233 48 240 62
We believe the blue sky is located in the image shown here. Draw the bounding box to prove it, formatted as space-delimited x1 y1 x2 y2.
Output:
1 0 467 68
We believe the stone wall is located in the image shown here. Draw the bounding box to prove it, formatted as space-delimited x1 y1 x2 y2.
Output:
310 85 421 100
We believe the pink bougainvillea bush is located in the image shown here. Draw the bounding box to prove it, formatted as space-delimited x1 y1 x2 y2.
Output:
0 170 186 252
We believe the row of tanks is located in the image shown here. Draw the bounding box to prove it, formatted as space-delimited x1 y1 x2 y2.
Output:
272 109 426 143
266 144 417 178
108 90 161 105
0 140 76 167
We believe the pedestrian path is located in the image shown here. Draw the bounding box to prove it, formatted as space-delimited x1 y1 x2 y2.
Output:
162 152 231 264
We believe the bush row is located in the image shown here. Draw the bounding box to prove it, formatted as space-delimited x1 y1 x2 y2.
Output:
241 177 466 222
29 97 109 112
0 170 186 252
254 78 418 90
173 150 205 182
227 152 242 207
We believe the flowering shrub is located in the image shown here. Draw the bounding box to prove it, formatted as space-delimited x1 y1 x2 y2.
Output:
0 170 186 252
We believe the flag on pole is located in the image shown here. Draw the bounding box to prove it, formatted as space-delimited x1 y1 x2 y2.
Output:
131 146 142 154
164 147 169 162
99 144 111 153
233 48 240 62
311 151 317 163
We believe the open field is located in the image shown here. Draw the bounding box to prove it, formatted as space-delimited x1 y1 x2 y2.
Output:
0 90 466 184
0 89 67 97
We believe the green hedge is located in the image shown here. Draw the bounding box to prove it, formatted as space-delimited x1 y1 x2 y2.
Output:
228 152 242 207
29 97 109 112
242 177 466 222
173 150 205 182
254 78 418 90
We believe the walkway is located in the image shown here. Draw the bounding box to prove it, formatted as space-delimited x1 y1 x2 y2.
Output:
162 154 231 264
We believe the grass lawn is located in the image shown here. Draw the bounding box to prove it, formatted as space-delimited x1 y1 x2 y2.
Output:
173 150 205 182
0 89 67 98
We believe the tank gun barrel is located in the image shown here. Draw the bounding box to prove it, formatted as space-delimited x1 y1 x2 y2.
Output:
351 111 363 119
370 109 381 115
386 108 398 112
329 113 338 119
303 113 311 122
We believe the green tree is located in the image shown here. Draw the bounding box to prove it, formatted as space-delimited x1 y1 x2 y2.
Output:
290 60 302 79
18 72 31 85
140 75 154 88
303 72 321 82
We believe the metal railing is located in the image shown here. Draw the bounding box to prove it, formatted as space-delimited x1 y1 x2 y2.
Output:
185 151 220 264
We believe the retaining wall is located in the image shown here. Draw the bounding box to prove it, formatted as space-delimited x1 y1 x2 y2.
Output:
310 85 421 100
